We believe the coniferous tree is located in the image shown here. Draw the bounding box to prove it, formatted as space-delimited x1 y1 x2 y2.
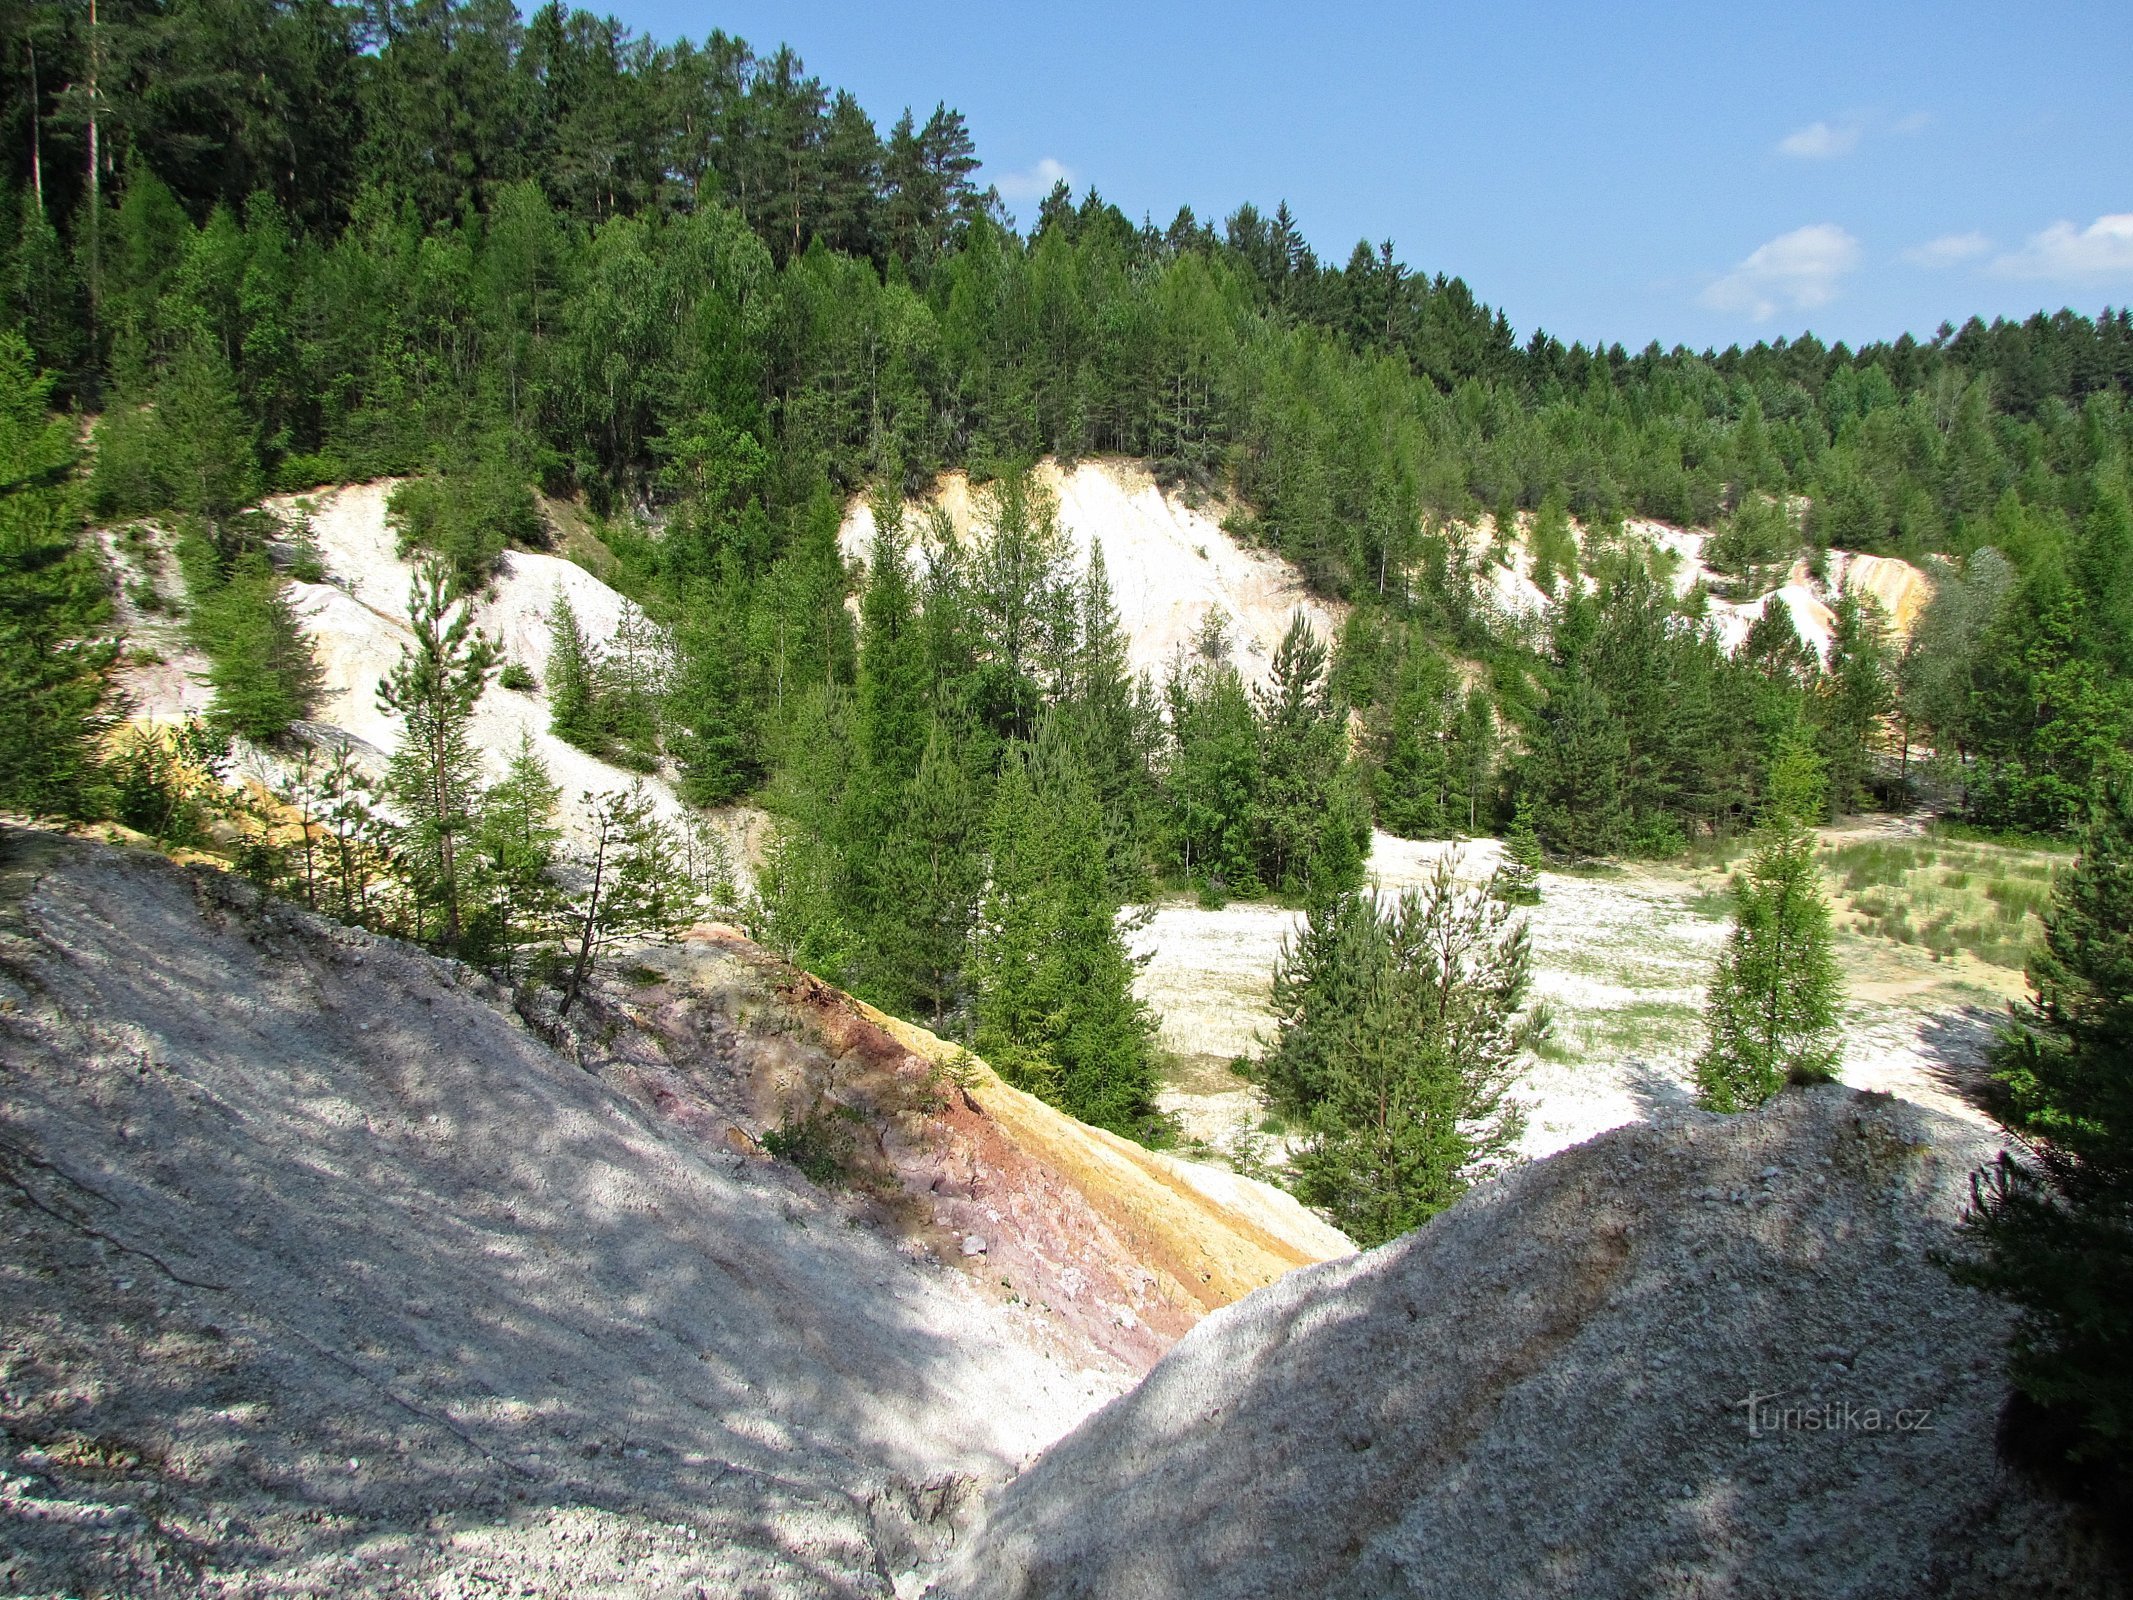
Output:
1694 735 1843 1110
599 602 671 770
1959 770 2133 1480
1165 632 1261 898
856 494 928 784
559 782 696 1014
1495 794 1543 905
669 597 759 805
1255 610 1362 896
153 335 257 523
1901 550 2014 790
972 729 1161 1137
970 468 1074 738
1527 487 1577 597
471 731 564 976
1376 645 1457 839
546 591 603 750
194 550 322 740
1263 859 1533 1245
1064 541 1158 893
1526 670 1628 859
0 333 110 817
379 560 499 949
1818 589 1895 817
1453 685 1498 833
879 716 983 1024
755 683 863 985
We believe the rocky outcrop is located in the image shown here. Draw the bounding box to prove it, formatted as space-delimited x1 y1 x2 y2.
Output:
544 928 1352 1374
934 1087 2119 1600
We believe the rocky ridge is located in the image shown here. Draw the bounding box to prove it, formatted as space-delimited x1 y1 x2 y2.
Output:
934 1086 2119 1600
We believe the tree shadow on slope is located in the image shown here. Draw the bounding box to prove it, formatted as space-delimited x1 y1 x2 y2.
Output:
1915 1004 2009 1118
0 830 1051 1596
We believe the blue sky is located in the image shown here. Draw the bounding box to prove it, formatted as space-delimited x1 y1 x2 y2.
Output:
604 0 2133 352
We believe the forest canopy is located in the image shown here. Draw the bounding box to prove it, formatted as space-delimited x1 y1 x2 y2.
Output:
2 0 2128 865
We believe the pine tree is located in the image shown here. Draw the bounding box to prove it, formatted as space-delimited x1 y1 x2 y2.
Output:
546 591 604 751
0 333 110 818
856 493 928 785
1165 643 1261 899
880 717 983 1024
472 732 564 976
973 730 1161 1137
600 602 670 770
1255 611 1342 892
1527 487 1577 597
1453 685 1498 833
1526 669 1628 860
754 684 863 986
379 560 498 950
669 609 758 804
1818 589 1895 818
155 335 258 522
1694 735 1843 1110
1064 541 1158 895
314 738 391 927
970 468 1074 738
1958 770 2133 1478
1376 644 1456 840
1495 795 1544 905
559 783 696 1014
195 550 322 740
1263 860 1533 1245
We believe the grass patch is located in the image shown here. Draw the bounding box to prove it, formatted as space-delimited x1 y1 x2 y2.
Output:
1587 999 1701 1056
1683 889 1735 921
1818 834 2058 971
1928 818 2077 855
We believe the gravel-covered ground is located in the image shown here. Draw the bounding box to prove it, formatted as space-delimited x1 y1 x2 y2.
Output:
1133 824 2020 1165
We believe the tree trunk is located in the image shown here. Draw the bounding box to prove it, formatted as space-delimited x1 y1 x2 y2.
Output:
86 0 99 325
561 825 610 1015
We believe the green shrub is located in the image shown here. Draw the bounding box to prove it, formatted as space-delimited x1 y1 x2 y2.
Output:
763 1107 859 1186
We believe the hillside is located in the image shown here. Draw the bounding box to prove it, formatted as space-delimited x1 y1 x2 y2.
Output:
838 458 1346 693
0 825 1343 1597
101 482 707 851
840 459 1933 687
1465 511 1933 660
935 1086 2122 1600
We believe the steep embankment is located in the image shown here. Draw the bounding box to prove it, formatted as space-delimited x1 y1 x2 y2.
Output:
840 461 1931 681
102 482 710 851
1467 512 1933 661
838 458 1345 692
0 826 1342 1597
936 1087 2118 1600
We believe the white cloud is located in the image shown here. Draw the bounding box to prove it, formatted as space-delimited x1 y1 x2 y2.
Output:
994 157 1074 204
1777 120 1861 160
1903 231 1993 269
1700 224 1862 321
1989 213 2133 282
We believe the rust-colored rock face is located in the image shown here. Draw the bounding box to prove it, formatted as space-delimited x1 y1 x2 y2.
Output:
560 928 1352 1376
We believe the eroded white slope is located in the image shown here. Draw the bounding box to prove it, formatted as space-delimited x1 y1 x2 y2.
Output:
840 458 1345 691
276 481 686 836
1467 512 1933 662
107 481 699 846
